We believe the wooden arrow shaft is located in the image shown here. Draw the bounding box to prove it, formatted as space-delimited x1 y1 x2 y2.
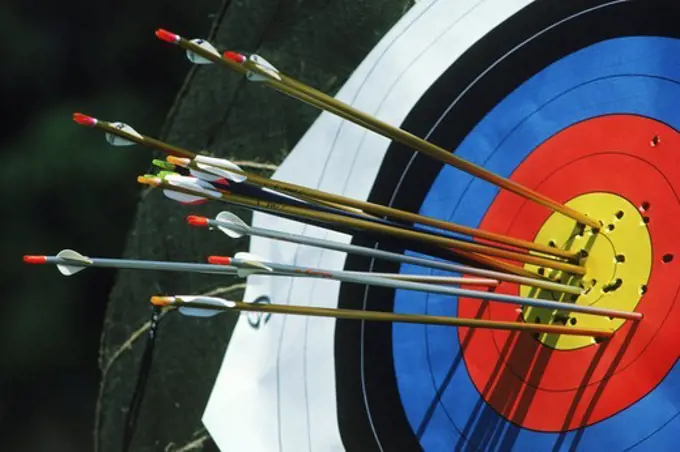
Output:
176 36 599 228
177 299 613 338
207 162 577 260
150 178 585 276
95 108 583 263
217 190 585 275
238 57 601 230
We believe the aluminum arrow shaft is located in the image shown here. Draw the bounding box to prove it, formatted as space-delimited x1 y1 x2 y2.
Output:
24 252 241 276
196 215 581 295
217 257 638 321
23 251 493 287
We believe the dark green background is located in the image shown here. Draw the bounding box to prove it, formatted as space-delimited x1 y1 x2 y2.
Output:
2 1 221 450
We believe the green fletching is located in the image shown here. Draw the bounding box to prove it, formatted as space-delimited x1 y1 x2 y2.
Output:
152 159 176 170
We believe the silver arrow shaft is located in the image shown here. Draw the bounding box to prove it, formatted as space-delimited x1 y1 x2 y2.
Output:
208 218 581 295
44 256 241 275
228 258 639 321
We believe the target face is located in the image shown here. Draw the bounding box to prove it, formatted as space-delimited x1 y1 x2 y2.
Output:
336 1 680 450
204 1 680 451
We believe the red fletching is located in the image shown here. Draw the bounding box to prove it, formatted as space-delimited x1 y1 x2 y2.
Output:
208 256 231 266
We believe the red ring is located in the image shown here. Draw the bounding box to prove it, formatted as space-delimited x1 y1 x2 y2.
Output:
458 115 680 431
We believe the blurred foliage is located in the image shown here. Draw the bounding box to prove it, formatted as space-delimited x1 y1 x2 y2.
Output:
0 0 222 450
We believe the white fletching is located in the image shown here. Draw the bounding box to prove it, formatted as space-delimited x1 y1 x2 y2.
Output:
186 39 219 65
233 252 272 277
162 174 221 205
162 189 207 205
246 54 281 82
215 211 250 238
105 122 143 146
56 249 92 276
170 174 222 196
189 167 226 183
193 155 247 183
176 295 235 317
234 252 267 263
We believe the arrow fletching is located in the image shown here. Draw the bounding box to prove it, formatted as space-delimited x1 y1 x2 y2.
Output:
188 167 229 185
193 156 247 183
151 295 235 317
56 249 93 276
208 253 272 277
233 251 267 263
163 188 208 205
105 122 144 146
152 159 176 171
246 54 282 82
186 39 219 64
166 156 227 183
215 211 250 238
233 252 273 274
162 174 222 205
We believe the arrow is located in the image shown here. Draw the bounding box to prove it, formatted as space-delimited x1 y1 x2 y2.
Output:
152 28 599 229
151 159 176 171
207 252 639 321
154 29 338 122
79 115 581 264
86 113 577 261
226 50 601 229
140 174 360 235
138 175 586 276
149 168 371 226
23 249 242 276
23 248 493 289
72 113 194 158
167 155 368 217
206 254 497 287
340 272 498 287
176 154 579 261
184 38 220 65
187 212 582 295
151 295 614 338
141 171 221 205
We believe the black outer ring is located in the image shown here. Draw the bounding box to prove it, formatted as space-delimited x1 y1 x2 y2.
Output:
333 0 680 451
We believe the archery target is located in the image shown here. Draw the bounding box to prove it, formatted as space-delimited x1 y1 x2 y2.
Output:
204 1 680 451
338 1 680 451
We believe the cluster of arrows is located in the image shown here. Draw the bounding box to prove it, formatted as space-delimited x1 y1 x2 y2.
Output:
25 29 642 343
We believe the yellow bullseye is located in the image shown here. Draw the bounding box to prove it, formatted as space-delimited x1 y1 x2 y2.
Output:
521 193 651 350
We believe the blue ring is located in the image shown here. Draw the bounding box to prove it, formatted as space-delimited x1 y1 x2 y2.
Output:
393 37 680 451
